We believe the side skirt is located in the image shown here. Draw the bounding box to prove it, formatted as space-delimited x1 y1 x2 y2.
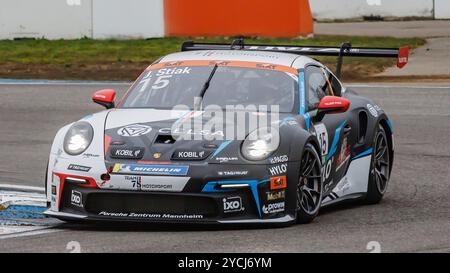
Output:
321 155 372 207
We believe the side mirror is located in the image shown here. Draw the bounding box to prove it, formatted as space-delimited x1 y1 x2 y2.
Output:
92 89 116 109
317 96 350 119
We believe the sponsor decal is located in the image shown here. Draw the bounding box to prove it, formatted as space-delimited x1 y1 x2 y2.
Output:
215 157 239 163
367 104 378 117
98 211 203 219
124 175 173 191
270 176 287 190
125 175 142 190
67 164 91 172
222 196 244 213
266 190 285 201
50 174 60 211
314 123 329 161
172 149 211 160
117 124 152 137
336 137 351 171
156 67 191 76
70 190 83 207
268 164 287 176
269 155 288 164
322 157 333 181
217 170 249 176
256 63 277 70
262 202 285 214
82 153 100 159
110 147 145 159
159 128 224 137
113 163 189 176
153 152 162 159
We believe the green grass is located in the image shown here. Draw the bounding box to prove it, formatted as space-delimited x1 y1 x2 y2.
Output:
0 36 425 65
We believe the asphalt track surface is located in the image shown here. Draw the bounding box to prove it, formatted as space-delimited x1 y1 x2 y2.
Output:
0 81 449 252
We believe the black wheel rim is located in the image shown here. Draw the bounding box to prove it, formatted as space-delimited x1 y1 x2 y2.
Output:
373 130 390 194
297 148 322 215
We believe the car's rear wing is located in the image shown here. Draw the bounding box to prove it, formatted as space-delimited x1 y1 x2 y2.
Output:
181 39 409 79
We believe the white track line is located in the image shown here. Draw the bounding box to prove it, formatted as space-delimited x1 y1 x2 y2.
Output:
348 84 450 89
0 80 131 86
0 227 60 240
0 184 45 193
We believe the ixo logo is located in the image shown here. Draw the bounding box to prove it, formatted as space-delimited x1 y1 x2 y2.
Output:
223 196 243 213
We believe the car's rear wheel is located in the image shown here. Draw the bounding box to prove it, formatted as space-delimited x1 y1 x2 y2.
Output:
296 143 323 224
365 125 391 204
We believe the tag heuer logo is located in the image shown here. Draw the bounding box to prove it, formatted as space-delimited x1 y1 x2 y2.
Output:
117 124 152 137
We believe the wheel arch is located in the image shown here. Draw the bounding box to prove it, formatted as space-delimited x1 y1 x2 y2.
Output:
378 117 394 173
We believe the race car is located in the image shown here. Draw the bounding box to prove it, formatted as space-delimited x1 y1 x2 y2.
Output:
44 40 409 225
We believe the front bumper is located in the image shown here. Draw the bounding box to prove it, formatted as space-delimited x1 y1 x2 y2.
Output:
46 161 300 225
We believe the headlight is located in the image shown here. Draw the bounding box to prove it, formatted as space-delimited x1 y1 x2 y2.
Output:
63 122 94 155
241 127 280 161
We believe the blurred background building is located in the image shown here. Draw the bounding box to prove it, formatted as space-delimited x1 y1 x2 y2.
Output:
0 0 449 39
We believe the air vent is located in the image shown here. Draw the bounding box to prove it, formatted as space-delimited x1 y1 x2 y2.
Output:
358 111 368 144
154 134 176 144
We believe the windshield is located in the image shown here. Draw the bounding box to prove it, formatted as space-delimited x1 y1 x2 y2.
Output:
119 61 298 113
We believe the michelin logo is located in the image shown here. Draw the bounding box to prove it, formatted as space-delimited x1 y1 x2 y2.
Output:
113 164 189 176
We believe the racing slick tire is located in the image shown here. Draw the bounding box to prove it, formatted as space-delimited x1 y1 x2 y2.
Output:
365 124 391 204
296 143 323 224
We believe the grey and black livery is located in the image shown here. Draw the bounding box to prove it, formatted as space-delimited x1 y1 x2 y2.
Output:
44 40 407 225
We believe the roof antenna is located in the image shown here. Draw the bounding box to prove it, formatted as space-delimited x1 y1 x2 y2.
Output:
230 37 245 50
336 42 352 79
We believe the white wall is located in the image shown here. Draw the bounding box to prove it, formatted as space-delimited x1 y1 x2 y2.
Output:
435 0 450 19
0 0 92 39
0 0 164 40
310 0 434 21
92 0 164 39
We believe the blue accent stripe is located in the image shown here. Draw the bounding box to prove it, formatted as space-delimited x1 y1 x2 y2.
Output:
202 179 270 218
326 120 347 161
303 113 311 130
281 116 296 126
352 148 373 160
211 140 232 157
386 119 394 133
298 72 306 115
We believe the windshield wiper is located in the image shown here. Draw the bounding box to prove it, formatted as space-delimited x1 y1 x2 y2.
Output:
195 64 218 110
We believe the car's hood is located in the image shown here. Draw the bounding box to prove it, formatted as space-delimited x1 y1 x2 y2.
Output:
104 108 296 164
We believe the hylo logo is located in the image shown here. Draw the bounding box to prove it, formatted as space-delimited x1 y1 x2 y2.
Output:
268 164 287 176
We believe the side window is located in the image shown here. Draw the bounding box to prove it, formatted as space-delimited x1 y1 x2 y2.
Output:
322 68 343 97
329 72 343 97
305 66 326 111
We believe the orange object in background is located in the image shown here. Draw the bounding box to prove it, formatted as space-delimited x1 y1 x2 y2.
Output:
163 0 313 38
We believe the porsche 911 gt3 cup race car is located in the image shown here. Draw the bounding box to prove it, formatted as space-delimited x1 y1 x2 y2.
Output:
44 40 409 225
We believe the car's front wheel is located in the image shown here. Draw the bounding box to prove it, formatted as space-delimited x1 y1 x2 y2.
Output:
296 143 323 224
365 124 391 204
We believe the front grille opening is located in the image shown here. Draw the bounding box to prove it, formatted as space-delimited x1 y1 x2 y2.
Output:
85 193 218 217
154 134 176 144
